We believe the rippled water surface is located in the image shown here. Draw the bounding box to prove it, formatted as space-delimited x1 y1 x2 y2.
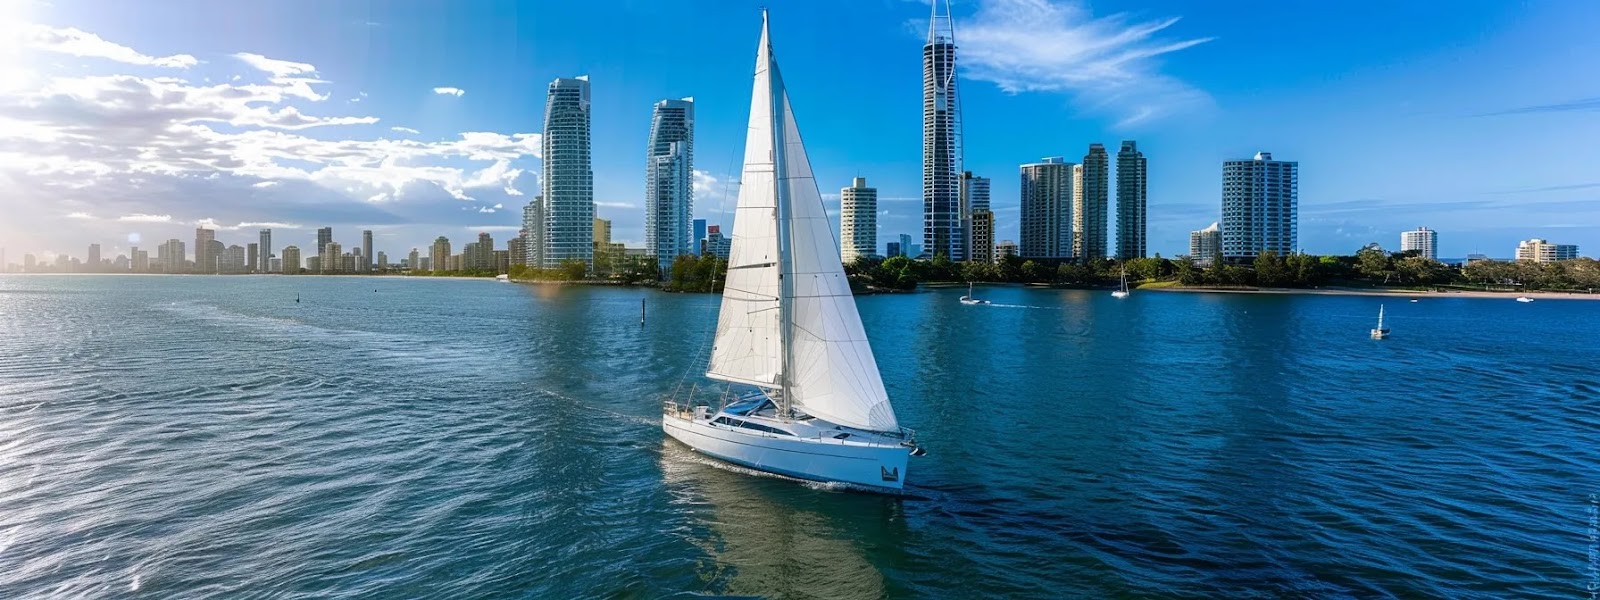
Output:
1 274 1596 598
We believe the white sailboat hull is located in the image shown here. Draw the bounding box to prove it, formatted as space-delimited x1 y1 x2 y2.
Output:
663 413 910 492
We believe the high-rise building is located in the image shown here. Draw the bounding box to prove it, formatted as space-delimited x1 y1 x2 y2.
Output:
407 249 420 272
194 228 215 273
247 243 258 273
593 217 612 248
23 254 36 272
259 229 272 273
362 230 374 272
1020 157 1074 260
961 171 990 261
281 246 301 274
923 0 964 262
1075 143 1109 262
646 97 694 276
131 248 148 272
522 196 543 267
970 209 994 264
161 239 184 273
306 256 320 273
316 227 333 257
377 251 388 270
1400 227 1438 261
1115 140 1147 260
222 245 247 272
208 240 224 273
1515 238 1578 263
507 237 526 267
542 76 595 269
322 242 341 273
1221 152 1298 261
692 219 707 256
431 237 450 273
840 177 877 263
898 234 914 259
472 232 495 270
87 244 100 271
704 224 731 259
1190 222 1220 266
269 258 281 273
886 241 903 258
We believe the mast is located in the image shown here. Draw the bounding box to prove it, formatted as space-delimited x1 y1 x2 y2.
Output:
763 11 796 420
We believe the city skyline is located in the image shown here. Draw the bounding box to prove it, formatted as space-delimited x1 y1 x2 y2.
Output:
2 1 1597 261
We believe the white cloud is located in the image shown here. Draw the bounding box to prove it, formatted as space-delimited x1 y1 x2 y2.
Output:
118 213 172 222
234 53 315 78
66 211 96 219
390 126 419 134
956 0 1213 126
252 181 278 188
20 24 198 68
595 201 636 209
432 87 465 97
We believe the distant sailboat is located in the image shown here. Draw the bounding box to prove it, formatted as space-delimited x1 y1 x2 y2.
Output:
1516 296 1534 303
959 282 988 305
662 12 922 492
1111 267 1130 299
1370 304 1390 339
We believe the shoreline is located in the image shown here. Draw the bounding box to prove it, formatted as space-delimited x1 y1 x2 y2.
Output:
1146 286 1600 301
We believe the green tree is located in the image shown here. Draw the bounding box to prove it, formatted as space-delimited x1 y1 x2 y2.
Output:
1020 260 1047 283
1254 251 1288 287
1175 256 1202 285
1356 244 1392 282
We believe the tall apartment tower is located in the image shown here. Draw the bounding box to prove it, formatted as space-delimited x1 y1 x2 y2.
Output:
362 230 374 271
1115 140 1147 260
280 246 300 274
970 210 995 264
922 0 964 261
87 243 101 270
316 227 333 257
961 172 991 262
541 76 595 269
1020 157 1074 260
521 196 543 268
258 229 272 273
431 236 451 273
1400 227 1437 261
645 98 694 275
1221 152 1298 261
194 228 215 274
1190 222 1220 266
1074 143 1109 262
840 177 878 263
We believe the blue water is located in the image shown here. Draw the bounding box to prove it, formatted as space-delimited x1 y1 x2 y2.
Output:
0 275 1595 598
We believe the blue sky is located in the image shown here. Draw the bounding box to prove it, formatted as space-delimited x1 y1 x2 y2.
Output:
2 0 1597 262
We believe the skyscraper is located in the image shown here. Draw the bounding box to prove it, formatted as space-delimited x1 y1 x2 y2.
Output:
87 243 100 271
646 97 694 276
473 232 495 271
316 227 332 257
131 248 148 272
542 76 595 269
1221 152 1298 261
922 0 964 262
259 229 272 273
408 248 420 272
362 230 374 272
1020 157 1074 260
322 242 342 273
961 172 990 261
1400 227 1437 261
377 251 388 270
522 197 543 268
1115 140 1147 260
162 239 184 273
281 246 300 274
593 217 611 247
431 237 450 273
222 245 247 272
899 233 913 259
194 228 215 274
840 177 877 263
1190 222 1220 266
247 243 258 273
692 219 707 255
970 210 994 264
1074 143 1109 262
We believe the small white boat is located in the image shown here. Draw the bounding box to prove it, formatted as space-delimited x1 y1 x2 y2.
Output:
959 282 989 305
495 274 510 282
1111 267 1130 299
663 12 922 493
1370 304 1390 339
1516 296 1534 303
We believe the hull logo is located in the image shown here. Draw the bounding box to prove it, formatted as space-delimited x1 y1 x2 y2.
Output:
880 466 899 482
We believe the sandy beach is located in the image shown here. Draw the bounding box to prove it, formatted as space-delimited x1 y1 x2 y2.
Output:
1145 286 1600 301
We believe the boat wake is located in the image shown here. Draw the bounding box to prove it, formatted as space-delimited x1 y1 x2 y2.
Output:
982 303 1062 310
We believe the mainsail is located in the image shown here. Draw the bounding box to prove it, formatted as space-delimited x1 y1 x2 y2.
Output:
705 13 898 432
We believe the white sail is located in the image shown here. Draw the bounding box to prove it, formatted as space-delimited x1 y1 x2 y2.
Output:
706 15 898 432
773 68 898 432
706 19 783 388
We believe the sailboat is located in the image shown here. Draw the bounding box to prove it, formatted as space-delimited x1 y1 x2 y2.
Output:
662 12 923 492
959 282 988 305
1370 304 1390 339
1111 268 1130 298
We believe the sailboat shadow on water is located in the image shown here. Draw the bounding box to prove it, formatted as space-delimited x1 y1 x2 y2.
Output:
661 11 924 493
